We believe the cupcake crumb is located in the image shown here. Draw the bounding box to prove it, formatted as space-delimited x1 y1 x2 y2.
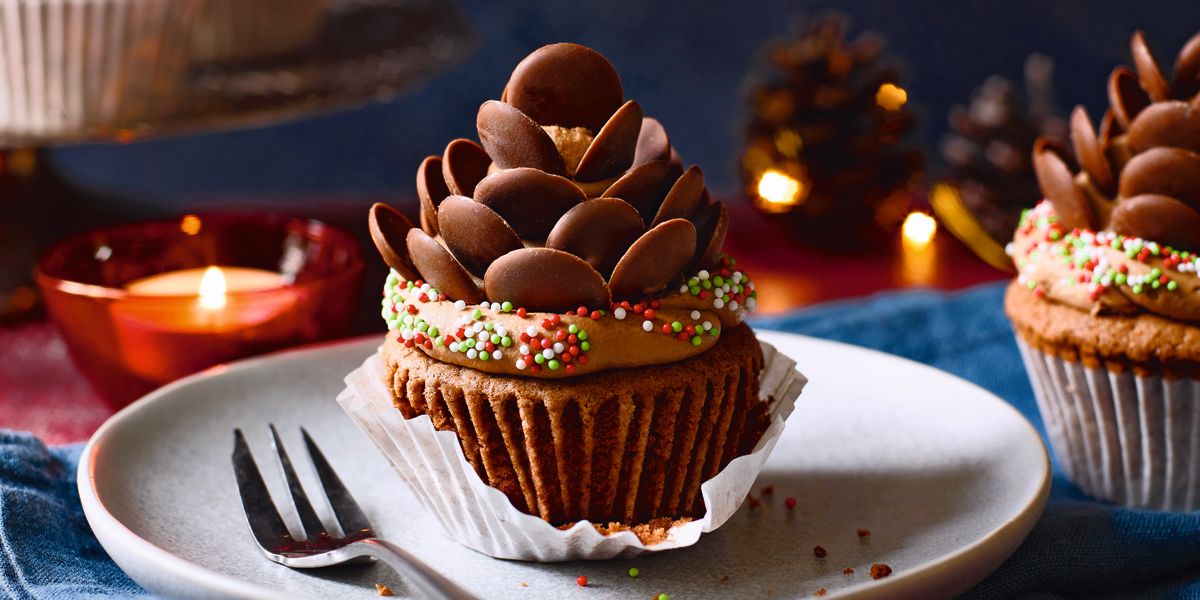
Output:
720 575 730 583
815 588 828 597
857 528 871 538
760 484 775 495
813 545 827 558
375 583 393 596
746 494 762 510
870 563 893 579
519 582 528 588
561 517 690 545
843 567 855 575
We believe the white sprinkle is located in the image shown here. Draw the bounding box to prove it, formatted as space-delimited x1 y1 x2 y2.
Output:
519 344 530 355
553 342 565 354
490 302 501 312
643 320 654 332
729 301 739 311
690 310 701 320
747 297 758 311
614 307 627 320
401 330 414 340
449 342 460 352
454 300 466 310
702 321 713 331
495 324 508 337
515 359 527 370
713 298 725 309
714 287 725 298
492 349 502 360
477 331 489 342
473 322 485 333
732 272 742 283
680 285 689 293
542 348 555 359
466 349 478 360
526 325 538 337
698 269 710 280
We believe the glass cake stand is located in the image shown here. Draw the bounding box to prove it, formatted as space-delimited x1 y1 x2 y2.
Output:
0 0 473 321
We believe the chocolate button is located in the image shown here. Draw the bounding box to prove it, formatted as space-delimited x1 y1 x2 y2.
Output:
633 117 670 167
474 168 585 239
484 248 610 312
442 139 491 197
651 165 705 227
1131 31 1171 102
1109 194 1200 252
1098 109 1123 148
437 196 524 277
368 203 420 281
1108 66 1151 128
417 155 451 236
602 160 674 221
574 100 642 182
1069 106 1114 194
608 219 697 300
1118 147 1200 212
504 43 623 132
692 201 728 270
1174 32 1200 100
406 228 485 304
1032 141 1094 230
546 198 644 277
476 100 567 176
1127 101 1200 155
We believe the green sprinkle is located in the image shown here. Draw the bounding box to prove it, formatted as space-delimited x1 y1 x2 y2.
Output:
1152 279 1161 290
1132 284 1144 295
713 275 725 286
580 341 591 352
568 324 579 334
464 339 475 349
578 330 589 341
479 351 489 361
484 322 494 331
534 354 546 364
628 568 640 578
490 334 502 345
1149 268 1162 279
472 308 482 319
1168 280 1179 291
658 594 669 600
691 335 702 346
689 286 701 296
548 359 561 371
701 279 713 290
417 322 428 332
1115 273 1127 285
435 336 444 347
710 327 721 337
430 327 439 338
501 336 513 347
1026 280 1037 290
671 321 683 332
688 277 699 287
501 301 513 312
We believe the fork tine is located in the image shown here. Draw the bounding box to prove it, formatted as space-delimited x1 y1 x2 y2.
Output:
268 424 328 541
301 427 374 538
231 429 292 548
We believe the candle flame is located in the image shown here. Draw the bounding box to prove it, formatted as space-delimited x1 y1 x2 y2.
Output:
198 266 227 310
756 170 806 212
902 211 937 247
876 83 908 111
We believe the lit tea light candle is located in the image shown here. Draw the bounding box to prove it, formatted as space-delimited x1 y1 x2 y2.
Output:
122 266 289 332
899 211 938 285
755 169 808 212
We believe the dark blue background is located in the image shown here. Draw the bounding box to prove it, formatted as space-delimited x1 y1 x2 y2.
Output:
48 0 1199 208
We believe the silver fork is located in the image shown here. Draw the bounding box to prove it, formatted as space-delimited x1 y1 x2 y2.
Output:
232 425 476 600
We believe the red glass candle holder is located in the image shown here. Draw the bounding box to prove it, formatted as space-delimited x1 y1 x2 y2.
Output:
35 213 363 408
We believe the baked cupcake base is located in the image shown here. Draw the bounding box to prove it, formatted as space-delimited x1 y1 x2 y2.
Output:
336 326 806 561
382 323 766 525
1006 283 1200 510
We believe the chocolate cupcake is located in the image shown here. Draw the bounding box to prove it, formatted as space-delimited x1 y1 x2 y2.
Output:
338 44 805 558
1006 30 1200 510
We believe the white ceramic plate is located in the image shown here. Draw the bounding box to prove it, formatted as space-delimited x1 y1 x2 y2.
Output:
79 330 1050 599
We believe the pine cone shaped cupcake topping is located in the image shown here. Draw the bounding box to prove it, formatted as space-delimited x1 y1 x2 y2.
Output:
1013 30 1200 322
370 43 757 378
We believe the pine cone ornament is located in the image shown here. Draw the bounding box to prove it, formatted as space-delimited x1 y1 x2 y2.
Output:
1033 30 1200 251
370 43 728 312
740 14 922 251
938 55 1069 250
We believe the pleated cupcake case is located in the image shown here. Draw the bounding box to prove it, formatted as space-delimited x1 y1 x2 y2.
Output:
337 337 806 561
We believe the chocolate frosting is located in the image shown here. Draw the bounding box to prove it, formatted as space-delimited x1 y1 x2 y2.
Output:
1031 30 1200 253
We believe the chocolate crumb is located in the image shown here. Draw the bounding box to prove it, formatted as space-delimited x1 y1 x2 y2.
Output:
815 588 828 597
720 575 730 583
761 484 775 495
813 545 827 558
747 494 762 510
870 563 893 579
843 567 855 575
857 528 871 538
375 583 393 596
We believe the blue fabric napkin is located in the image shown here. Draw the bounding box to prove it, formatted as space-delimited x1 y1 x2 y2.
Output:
5 281 1200 598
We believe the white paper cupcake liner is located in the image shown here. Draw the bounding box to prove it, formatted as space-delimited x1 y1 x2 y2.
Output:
1016 337 1200 511
336 337 806 561
0 0 198 139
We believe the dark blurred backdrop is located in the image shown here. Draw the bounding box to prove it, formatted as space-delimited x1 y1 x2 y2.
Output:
46 0 1199 210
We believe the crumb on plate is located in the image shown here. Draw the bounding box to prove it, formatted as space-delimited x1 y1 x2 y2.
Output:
870 563 893 579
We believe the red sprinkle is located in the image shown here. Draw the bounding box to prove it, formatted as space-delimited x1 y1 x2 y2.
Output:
437 293 446 301
531 365 541 373
561 352 573 363
676 332 689 341
576 306 588 316
418 293 429 302
555 329 568 341
568 345 580 356
590 310 602 320
578 355 589 365
520 333 531 343
406 305 418 315
576 576 587 587
485 342 496 352
565 364 576 374
516 307 527 318
568 334 578 344
784 497 797 509
633 303 644 314
403 339 414 348
699 290 709 299
643 308 657 320
661 323 673 335
541 318 554 329
650 300 661 309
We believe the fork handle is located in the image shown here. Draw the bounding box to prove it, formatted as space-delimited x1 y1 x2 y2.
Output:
355 538 478 599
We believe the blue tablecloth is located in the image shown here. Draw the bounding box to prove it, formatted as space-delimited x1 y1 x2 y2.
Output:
5 282 1200 598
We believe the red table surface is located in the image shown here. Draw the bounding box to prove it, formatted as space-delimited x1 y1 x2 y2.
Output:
0 201 1007 444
